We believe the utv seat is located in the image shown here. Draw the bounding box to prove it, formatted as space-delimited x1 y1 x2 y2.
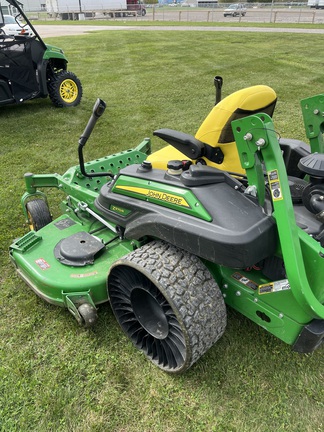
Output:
148 85 277 174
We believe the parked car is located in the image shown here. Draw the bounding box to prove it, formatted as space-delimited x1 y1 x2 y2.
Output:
0 15 34 37
224 3 246 17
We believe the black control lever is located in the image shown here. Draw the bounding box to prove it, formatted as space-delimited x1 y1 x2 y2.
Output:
79 98 106 148
78 98 113 178
214 76 223 105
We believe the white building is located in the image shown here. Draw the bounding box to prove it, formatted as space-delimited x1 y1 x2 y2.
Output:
15 1 45 12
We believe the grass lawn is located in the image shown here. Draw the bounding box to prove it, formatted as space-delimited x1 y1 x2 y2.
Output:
0 28 323 431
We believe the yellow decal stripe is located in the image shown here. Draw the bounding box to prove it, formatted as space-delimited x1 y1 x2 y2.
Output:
115 185 190 208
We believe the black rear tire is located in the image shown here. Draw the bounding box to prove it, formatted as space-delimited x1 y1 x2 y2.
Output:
108 241 227 373
26 199 52 231
48 70 82 107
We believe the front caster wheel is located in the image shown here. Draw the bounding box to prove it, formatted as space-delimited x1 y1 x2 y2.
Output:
26 199 52 231
108 241 227 373
78 303 98 328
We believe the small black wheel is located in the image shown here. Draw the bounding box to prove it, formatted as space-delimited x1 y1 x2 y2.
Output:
78 303 98 328
48 70 82 107
108 241 227 373
26 199 52 231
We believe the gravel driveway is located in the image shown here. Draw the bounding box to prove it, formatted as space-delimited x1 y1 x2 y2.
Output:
34 24 324 38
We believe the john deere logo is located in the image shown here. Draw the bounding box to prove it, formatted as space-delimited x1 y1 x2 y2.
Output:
115 186 190 208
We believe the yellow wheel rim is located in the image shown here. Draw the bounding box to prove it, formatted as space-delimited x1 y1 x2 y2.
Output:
59 79 78 104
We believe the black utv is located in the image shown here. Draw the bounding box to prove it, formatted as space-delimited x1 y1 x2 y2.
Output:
0 0 82 107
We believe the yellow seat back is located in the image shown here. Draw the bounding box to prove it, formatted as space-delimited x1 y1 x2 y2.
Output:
148 85 277 173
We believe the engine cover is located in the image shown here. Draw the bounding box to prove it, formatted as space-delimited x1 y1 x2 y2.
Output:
95 164 278 269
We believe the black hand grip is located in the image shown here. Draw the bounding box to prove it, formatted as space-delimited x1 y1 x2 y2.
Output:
79 98 106 147
214 76 223 105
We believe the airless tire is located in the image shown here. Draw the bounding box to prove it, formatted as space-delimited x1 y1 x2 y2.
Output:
108 241 227 373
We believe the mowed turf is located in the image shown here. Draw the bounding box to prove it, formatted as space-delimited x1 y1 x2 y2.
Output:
0 28 323 431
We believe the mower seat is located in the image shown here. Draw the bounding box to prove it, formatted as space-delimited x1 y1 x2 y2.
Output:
148 85 277 174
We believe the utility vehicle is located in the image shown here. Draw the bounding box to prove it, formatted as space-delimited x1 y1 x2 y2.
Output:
9 78 324 373
0 0 82 107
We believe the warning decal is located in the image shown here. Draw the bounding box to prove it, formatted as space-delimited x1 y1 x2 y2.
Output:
35 258 50 270
70 271 98 279
268 169 283 201
259 279 290 295
232 272 258 290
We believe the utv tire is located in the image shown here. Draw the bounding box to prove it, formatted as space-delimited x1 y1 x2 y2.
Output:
48 71 82 107
26 199 52 231
108 241 227 373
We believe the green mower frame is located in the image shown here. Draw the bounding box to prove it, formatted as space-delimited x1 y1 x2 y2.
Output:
9 83 324 373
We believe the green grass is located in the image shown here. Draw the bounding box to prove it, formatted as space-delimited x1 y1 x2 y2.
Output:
0 29 323 431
